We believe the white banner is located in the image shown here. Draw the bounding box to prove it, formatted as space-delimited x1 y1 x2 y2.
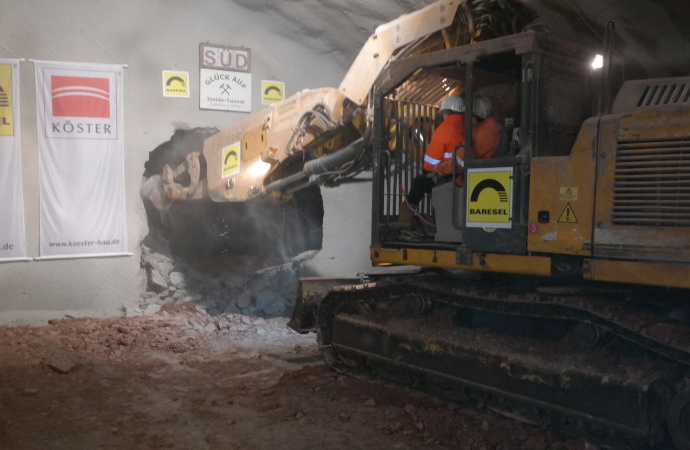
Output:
34 60 127 258
0 59 27 261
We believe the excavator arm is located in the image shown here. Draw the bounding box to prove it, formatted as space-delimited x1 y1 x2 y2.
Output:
142 0 535 207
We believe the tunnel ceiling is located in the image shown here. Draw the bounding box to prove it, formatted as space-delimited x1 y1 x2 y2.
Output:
231 0 690 80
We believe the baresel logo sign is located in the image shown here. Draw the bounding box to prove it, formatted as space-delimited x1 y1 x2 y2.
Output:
465 167 513 229
0 64 13 136
162 71 190 97
43 69 117 139
222 142 241 178
261 80 284 105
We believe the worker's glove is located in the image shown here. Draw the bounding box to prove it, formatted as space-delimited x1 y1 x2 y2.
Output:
434 160 454 177
426 172 439 184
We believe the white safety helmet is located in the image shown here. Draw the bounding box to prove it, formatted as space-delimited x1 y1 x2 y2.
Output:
472 95 492 120
439 96 465 114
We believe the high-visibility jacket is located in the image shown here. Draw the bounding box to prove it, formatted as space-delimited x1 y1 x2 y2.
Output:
433 116 503 186
422 113 465 172
473 116 502 159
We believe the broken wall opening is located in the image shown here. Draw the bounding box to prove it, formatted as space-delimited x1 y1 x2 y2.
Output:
139 128 325 318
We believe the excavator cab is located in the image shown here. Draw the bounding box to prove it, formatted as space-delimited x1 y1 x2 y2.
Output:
373 31 595 257
291 19 690 450
290 10 690 448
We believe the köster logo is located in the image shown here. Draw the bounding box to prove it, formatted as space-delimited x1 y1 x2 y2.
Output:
51 76 110 118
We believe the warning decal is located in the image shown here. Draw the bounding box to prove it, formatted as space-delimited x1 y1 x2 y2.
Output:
222 142 240 178
466 167 513 229
558 202 578 223
559 186 578 201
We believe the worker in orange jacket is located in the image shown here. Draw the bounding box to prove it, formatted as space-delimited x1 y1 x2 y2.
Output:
472 95 503 160
421 97 466 172
393 96 465 227
434 94 503 186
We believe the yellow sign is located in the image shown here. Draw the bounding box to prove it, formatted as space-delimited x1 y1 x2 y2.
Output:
222 142 241 178
162 71 190 97
466 167 513 228
261 80 285 105
558 202 578 223
0 64 14 136
559 186 578 201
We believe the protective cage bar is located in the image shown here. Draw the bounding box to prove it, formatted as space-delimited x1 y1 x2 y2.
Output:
381 99 439 222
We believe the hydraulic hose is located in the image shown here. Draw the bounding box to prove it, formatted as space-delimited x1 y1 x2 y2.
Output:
264 137 365 194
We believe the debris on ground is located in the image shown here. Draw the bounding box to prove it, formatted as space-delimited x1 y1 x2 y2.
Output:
0 310 585 449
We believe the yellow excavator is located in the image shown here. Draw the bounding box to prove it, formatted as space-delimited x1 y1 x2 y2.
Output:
140 0 533 259
143 1 690 447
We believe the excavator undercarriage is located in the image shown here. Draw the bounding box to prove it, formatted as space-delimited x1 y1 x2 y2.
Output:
290 274 690 448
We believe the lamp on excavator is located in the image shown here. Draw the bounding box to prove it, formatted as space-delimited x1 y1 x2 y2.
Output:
247 160 272 178
591 54 603 70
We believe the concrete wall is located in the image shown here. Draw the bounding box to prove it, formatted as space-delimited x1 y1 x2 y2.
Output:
0 0 350 325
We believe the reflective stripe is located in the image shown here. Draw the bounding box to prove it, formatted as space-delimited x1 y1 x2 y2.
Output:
455 155 465 167
424 155 441 165
443 152 454 159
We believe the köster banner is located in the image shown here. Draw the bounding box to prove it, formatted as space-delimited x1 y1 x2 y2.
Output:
0 59 27 261
34 61 127 258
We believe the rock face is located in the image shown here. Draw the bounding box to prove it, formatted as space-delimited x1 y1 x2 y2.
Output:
231 0 690 84
139 236 318 319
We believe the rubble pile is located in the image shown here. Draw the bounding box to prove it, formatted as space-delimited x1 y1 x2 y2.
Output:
137 238 318 319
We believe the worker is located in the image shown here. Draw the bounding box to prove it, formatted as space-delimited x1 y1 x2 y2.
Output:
471 94 503 160
433 94 503 186
393 95 465 228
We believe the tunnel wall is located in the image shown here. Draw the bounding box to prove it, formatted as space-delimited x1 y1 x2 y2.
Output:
0 0 355 325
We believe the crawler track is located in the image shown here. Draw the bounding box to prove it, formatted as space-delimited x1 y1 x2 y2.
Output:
312 274 690 449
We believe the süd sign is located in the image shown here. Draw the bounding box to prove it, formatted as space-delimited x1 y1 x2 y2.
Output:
200 43 251 72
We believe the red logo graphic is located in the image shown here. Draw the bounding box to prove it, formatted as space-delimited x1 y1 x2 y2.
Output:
51 76 110 118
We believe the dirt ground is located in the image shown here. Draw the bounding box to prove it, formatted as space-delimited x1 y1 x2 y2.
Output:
0 305 586 449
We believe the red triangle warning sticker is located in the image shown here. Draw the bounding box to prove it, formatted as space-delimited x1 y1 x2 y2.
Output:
558 202 578 223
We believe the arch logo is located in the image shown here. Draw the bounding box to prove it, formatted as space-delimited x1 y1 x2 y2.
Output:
162 71 190 97
222 142 241 178
261 80 284 105
51 75 110 118
466 167 513 228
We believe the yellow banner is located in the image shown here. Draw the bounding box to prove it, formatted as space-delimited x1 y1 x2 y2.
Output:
0 64 14 136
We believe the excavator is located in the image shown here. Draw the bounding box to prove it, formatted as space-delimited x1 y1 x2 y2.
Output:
140 0 533 259
141 1 690 447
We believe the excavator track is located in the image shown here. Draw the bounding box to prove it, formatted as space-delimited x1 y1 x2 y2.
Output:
309 274 690 449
